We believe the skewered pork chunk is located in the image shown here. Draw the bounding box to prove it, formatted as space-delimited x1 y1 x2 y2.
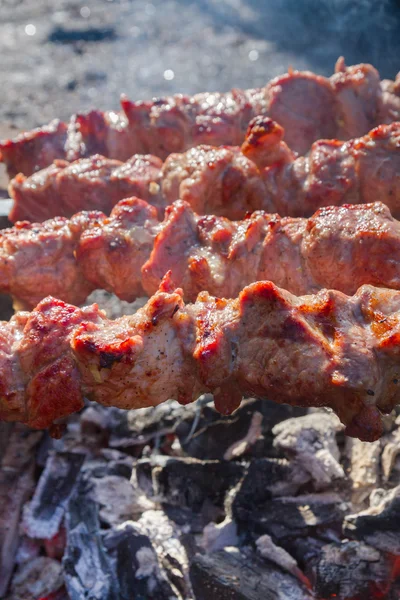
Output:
0 58 390 178
1 197 400 311
9 154 164 223
1 272 399 442
8 117 400 224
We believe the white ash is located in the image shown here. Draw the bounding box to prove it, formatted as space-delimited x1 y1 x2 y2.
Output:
345 437 381 506
137 509 189 576
344 485 400 554
90 475 155 527
136 545 159 579
85 290 148 318
8 557 63 600
223 411 263 460
256 534 307 583
201 517 239 553
273 412 344 487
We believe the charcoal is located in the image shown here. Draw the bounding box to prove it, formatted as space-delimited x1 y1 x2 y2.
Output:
232 492 346 542
0 426 42 597
82 448 133 479
230 458 310 524
135 455 245 513
103 520 182 600
15 536 40 565
343 485 400 554
381 418 400 481
161 504 208 535
311 541 392 600
8 556 63 600
137 509 192 598
190 548 313 600
63 478 119 600
176 397 307 460
1 424 42 472
345 438 381 505
89 474 155 527
108 399 191 453
79 406 111 447
201 517 239 553
23 452 85 540
0 422 12 457
223 411 263 460
256 535 308 585
272 412 344 487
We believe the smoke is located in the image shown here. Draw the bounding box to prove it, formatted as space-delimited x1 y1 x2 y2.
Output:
202 0 400 77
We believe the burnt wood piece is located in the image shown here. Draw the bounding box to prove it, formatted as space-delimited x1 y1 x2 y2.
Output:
189 548 313 600
343 485 400 554
135 455 245 513
272 412 344 487
159 504 208 536
345 437 381 506
103 521 182 600
23 451 85 540
230 457 310 527
232 491 347 542
63 478 119 600
109 398 191 453
176 398 307 460
0 425 42 596
82 448 133 480
311 541 393 600
136 509 192 599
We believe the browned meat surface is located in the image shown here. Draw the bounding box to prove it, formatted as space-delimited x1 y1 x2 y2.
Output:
9 154 164 223
256 121 400 217
0 58 394 178
2 197 400 311
379 72 400 124
161 145 269 220
0 120 68 179
0 211 101 308
2 273 400 441
8 118 400 224
330 58 383 140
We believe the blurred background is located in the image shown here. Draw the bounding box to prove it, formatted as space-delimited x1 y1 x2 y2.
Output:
1 0 400 129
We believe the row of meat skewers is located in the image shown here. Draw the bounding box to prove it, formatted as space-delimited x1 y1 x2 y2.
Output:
1 59 400 441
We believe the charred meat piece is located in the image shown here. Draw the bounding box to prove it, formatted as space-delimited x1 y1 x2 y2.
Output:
1 272 400 441
0 58 392 177
7 118 400 224
1 199 400 309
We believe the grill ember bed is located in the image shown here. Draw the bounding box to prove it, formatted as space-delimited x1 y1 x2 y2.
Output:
2 387 400 600
2 50 400 599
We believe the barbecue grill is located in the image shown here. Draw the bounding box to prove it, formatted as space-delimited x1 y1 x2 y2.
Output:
2 2 400 599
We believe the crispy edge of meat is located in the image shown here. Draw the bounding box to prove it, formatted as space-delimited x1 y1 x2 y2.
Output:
2 273 400 441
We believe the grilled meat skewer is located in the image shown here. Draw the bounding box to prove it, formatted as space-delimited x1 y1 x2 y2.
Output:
7 118 400 224
1 58 398 178
1 197 400 310
1 272 399 442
